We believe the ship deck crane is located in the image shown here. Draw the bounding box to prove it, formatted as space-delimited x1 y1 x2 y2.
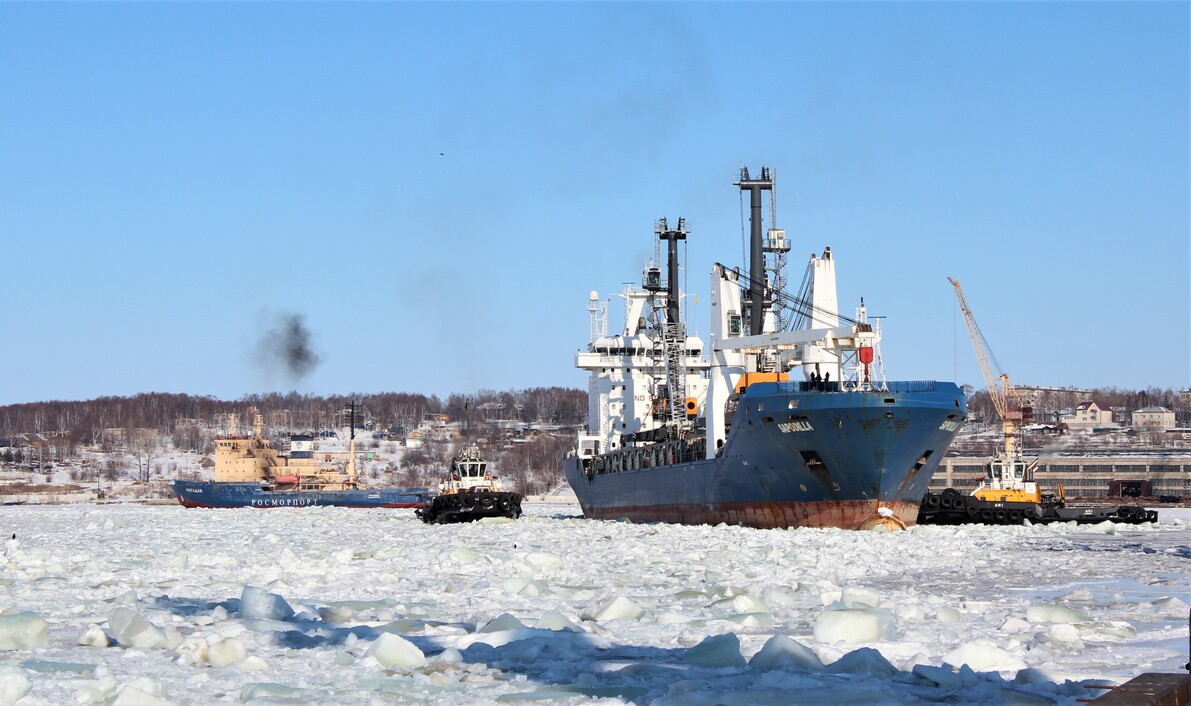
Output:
948 277 1039 503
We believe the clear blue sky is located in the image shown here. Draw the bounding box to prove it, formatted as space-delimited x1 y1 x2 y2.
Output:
1 2 1187 405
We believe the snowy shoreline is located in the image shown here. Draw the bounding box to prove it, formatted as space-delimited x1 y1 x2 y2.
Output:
0 506 1187 705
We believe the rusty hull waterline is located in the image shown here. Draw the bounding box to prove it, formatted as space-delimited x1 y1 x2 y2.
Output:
580 499 921 531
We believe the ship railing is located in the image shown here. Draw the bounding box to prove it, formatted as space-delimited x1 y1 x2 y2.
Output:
776 380 939 394
582 437 706 479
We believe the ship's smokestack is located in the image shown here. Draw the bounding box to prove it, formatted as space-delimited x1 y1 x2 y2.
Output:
736 166 773 336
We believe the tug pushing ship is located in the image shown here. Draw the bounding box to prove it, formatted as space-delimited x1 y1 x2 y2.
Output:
563 166 968 530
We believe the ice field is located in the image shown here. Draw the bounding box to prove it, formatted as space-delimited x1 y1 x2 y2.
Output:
0 504 1188 705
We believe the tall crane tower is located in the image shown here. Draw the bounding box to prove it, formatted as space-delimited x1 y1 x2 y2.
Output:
949 277 1039 503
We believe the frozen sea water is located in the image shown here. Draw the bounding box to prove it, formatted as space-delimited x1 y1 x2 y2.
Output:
0 504 1187 704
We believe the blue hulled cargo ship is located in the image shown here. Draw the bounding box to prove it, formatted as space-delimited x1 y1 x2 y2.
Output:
171 482 434 509
563 167 967 530
171 409 433 510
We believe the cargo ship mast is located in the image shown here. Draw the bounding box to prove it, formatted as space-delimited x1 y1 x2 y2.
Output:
737 167 774 338
645 217 691 433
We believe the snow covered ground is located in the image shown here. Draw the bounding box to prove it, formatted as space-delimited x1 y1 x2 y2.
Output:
0 505 1187 705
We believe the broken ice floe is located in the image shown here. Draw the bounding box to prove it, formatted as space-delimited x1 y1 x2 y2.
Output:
237 585 295 621
0 612 48 650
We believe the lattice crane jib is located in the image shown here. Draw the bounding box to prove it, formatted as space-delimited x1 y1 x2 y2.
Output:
948 277 1030 459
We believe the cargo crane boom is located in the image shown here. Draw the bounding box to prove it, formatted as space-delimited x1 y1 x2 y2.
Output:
947 277 1035 501
947 277 1030 457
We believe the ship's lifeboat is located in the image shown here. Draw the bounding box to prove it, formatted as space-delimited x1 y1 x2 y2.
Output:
272 474 300 484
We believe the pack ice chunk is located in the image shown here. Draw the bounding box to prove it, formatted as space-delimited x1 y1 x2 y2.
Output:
895 604 926 623
942 642 1027 673
825 647 899 678
79 624 113 648
1047 623 1083 646
682 633 746 668
238 586 294 621
317 605 353 624
933 607 962 623
113 677 172 705
0 666 31 704
1153 596 1189 616
748 635 824 671
813 608 896 643
479 613 527 633
207 637 248 668
108 608 169 650
728 594 768 613
174 637 208 666
1075 621 1136 641
840 587 881 609
77 675 119 705
1014 667 1064 688
724 612 773 629
913 663 963 688
503 578 543 596
656 611 693 625
760 586 796 607
365 633 427 670
580 597 644 622
0 612 49 650
524 552 562 571
1026 603 1089 624
534 610 582 632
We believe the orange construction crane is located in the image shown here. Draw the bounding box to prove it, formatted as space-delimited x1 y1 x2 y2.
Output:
948 277 1038 503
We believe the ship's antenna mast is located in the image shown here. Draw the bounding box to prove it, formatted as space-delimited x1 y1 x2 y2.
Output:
587 291 607 341
763 170 792 331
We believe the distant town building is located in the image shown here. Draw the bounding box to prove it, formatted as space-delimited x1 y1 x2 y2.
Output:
1068 400 1114 430
931 450 1191 499
1131 406 1176 432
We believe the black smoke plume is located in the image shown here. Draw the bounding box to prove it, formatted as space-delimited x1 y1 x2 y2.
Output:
254 312 321 382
